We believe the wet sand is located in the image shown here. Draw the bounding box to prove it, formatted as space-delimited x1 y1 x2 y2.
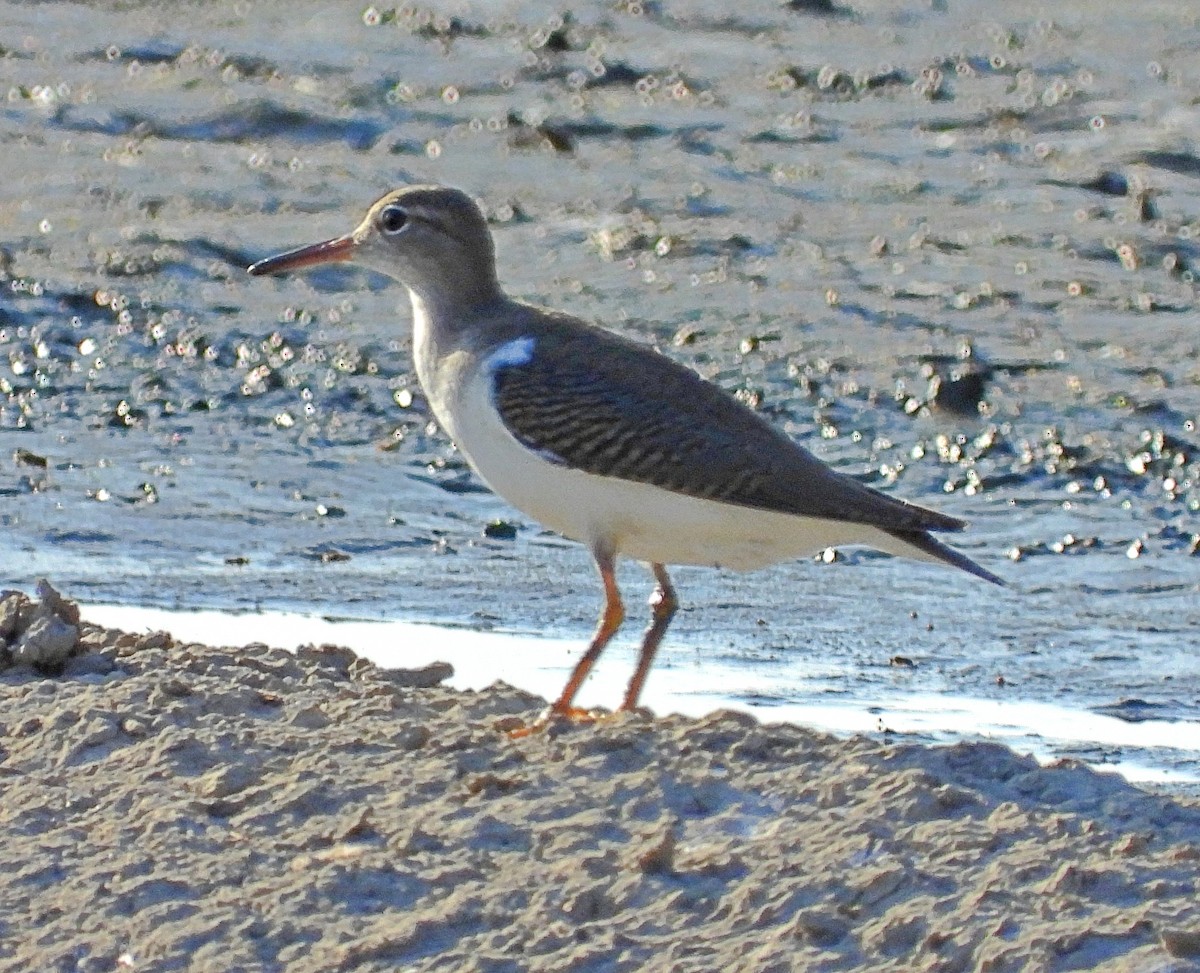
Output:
3 583 1200 972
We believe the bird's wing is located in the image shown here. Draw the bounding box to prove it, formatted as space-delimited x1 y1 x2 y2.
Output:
489 323 962 534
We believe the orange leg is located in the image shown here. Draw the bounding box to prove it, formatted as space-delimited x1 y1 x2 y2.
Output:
620 563 678 712
548 546 625 717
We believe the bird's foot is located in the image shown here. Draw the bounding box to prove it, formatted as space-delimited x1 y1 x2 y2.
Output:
506 704 606 738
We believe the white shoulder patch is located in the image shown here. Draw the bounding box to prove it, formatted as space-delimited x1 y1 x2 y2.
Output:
484 336 536 373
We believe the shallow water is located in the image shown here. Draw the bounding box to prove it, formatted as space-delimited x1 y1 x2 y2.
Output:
2 1 1198 780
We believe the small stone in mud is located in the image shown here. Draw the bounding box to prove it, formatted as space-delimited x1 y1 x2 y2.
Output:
12 615 78 667
1 580 84 672
1080 171 1129 197
0 593 23 642
506 114 574 154
35 578 81 626
484 520 518 540
928 368 989 415
12 448 47 468
633 818 677 874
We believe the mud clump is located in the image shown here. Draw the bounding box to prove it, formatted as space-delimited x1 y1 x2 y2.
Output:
0 579 84 673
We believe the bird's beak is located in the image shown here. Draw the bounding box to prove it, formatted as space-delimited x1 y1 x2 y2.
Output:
247 233 357 276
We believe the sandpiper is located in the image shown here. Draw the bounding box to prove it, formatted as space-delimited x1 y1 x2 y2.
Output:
249 185 1001 722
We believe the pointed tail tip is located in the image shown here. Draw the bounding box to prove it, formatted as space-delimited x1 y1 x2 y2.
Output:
886 528 1006 587
965 558 1007 588
931 541 1006 586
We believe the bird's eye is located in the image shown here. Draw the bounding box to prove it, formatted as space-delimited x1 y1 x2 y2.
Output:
379 205 408 234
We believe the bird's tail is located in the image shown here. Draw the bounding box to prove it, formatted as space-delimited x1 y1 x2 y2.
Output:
879 528 1005 586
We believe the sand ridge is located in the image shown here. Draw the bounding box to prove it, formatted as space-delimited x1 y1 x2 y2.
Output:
1 585 1198 971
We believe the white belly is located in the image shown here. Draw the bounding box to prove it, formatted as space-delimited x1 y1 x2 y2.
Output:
431 350 912 571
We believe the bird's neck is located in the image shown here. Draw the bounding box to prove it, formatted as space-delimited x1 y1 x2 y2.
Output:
408 271 504 327
409 280 500 339
408 283 511 384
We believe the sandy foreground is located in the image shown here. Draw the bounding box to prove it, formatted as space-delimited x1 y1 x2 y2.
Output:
2 584 1199 973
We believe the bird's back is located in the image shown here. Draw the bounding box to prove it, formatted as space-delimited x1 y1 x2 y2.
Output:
477 305 964 536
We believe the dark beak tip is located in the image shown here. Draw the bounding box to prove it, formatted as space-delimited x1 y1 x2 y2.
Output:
245 236 355 278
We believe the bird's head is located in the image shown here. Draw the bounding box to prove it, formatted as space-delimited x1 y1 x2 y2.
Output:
249 185 501 307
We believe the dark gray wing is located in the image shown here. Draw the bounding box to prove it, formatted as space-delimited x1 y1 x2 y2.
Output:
489 325 964 535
